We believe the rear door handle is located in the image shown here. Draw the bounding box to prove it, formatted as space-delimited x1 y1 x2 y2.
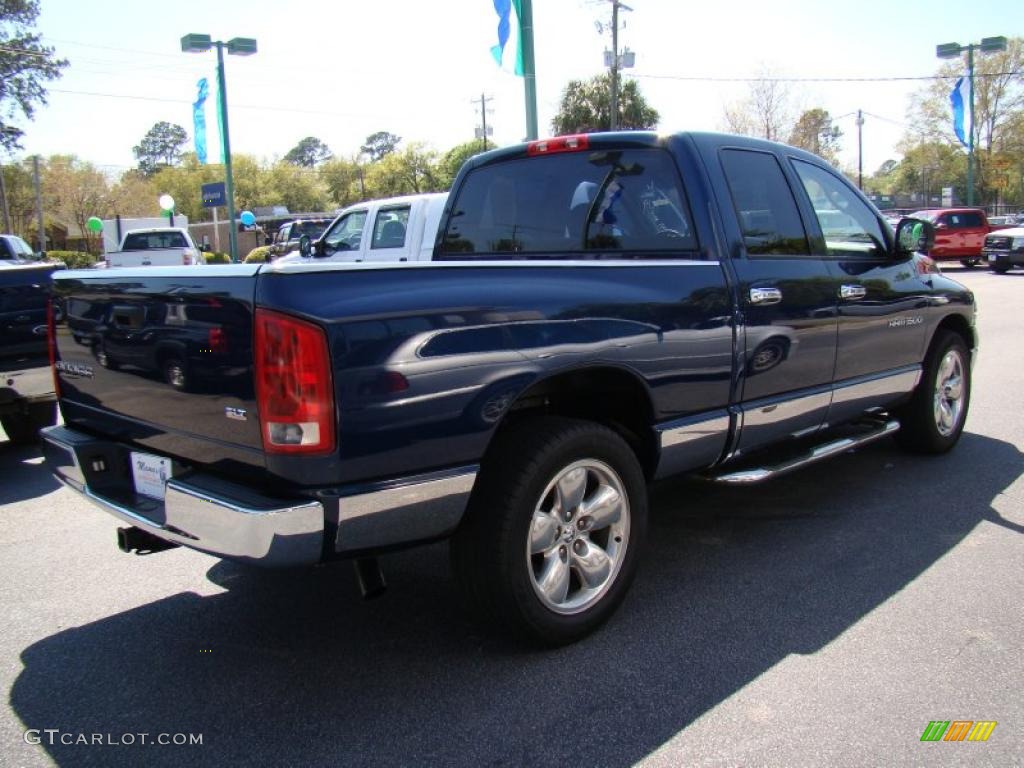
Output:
840 284 867 301
749 287 782 305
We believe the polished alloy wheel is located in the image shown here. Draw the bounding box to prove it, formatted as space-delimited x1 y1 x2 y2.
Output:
166 362 186 389
526 459 630 615
933 349 965 436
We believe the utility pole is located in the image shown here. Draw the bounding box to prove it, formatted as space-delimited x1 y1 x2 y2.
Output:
599 1 634 132
32 156 45 253
610 0 620 131
856 110 864 190
472 93 494 151
0 163 10 233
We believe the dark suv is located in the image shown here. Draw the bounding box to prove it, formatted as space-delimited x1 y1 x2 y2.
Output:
269 219 332 259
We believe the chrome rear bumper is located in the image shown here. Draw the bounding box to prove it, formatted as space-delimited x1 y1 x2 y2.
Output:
41 425 324 567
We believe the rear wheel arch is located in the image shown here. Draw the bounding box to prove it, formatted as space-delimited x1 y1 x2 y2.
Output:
486 365 659 480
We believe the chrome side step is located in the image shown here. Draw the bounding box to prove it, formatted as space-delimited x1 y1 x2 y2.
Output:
706 418 900 485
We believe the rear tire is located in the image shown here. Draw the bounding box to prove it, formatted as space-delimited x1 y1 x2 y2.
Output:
163 357 189 391
895 330 970 454
451 417 647 646
991 264 1010 274
1 401 57 445
960 258 980 268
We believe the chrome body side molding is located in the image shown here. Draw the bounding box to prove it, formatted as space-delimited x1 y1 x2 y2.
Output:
654 411 730 480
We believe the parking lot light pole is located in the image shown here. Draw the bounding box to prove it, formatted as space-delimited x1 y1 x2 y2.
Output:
181 34 257 262
937 36 1007 206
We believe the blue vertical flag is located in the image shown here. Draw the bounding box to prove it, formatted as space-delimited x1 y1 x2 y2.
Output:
950 76 971 148
491 0 524 76
193 77 209 164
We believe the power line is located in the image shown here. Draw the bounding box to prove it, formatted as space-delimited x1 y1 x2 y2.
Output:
45 87 422 121
629 70 1021 84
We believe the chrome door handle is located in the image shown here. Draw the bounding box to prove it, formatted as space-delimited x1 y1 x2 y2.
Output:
840 284 867 301
749 287 782 305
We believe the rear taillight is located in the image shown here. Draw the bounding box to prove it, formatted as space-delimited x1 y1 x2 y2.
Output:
208 327 228 354
254 309 335 455
47 297 60 398
527 134 590 156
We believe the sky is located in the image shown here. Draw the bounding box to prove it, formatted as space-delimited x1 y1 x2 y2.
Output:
9 0 1024 184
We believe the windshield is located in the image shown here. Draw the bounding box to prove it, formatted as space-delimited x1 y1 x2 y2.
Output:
293 221 329 239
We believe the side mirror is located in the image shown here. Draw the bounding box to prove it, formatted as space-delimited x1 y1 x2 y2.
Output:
299 235 312 258
895 217 935 255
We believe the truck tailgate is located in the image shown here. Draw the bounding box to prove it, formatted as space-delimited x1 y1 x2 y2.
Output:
52 266 265 479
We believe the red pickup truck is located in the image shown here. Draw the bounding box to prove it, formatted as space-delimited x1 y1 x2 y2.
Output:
909 208 991 268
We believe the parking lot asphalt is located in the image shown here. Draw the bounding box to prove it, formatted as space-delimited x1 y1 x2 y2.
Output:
1 267 1021 768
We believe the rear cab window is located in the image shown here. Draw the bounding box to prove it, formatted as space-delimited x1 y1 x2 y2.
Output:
719 149 809 256
122 232 189 250
438 147 699 258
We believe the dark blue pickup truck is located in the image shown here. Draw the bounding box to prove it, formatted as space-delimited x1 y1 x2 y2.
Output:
41 132 975 645
1 262 61 444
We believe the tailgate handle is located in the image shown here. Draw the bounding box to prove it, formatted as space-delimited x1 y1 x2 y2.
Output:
749 287 782 305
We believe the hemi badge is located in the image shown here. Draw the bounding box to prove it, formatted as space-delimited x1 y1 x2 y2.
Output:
225 407 248 421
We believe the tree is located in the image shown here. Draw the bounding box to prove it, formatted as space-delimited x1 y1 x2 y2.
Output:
42 155 112 253
283 136 333 167
904 37 1024 203
133 122 189 176
551 74 659 134
721 69 796 141
0 0 68 152
108 171 157 217
263 162 328 212
0 161 36 236
319 156 364 207
361 131 401 162
788 108 842 164
891 141 965 206
149 154 223 222
363 143 441 198
437 140 484 190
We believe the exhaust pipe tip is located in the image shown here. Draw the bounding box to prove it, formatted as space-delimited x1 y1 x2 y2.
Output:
117 526 180 555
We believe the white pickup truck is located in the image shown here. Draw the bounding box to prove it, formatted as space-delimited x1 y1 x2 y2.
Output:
105 227 204 268
285 192 448 263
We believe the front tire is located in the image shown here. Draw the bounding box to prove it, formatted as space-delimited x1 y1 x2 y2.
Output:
451 417 647 646
895 330 970 454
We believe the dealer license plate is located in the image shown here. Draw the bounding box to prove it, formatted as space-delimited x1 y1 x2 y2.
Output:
130 451 173 500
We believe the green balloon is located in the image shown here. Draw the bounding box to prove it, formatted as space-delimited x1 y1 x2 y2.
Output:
87 216 103 233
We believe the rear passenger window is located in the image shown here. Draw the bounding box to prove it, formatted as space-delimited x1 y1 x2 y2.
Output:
438 148 697 257
371 206 411 250
720 149 809 256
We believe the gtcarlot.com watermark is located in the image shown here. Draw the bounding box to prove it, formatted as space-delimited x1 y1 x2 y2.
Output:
24 729 202 747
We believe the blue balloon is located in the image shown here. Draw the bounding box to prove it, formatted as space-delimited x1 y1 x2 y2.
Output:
240 210 256 227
